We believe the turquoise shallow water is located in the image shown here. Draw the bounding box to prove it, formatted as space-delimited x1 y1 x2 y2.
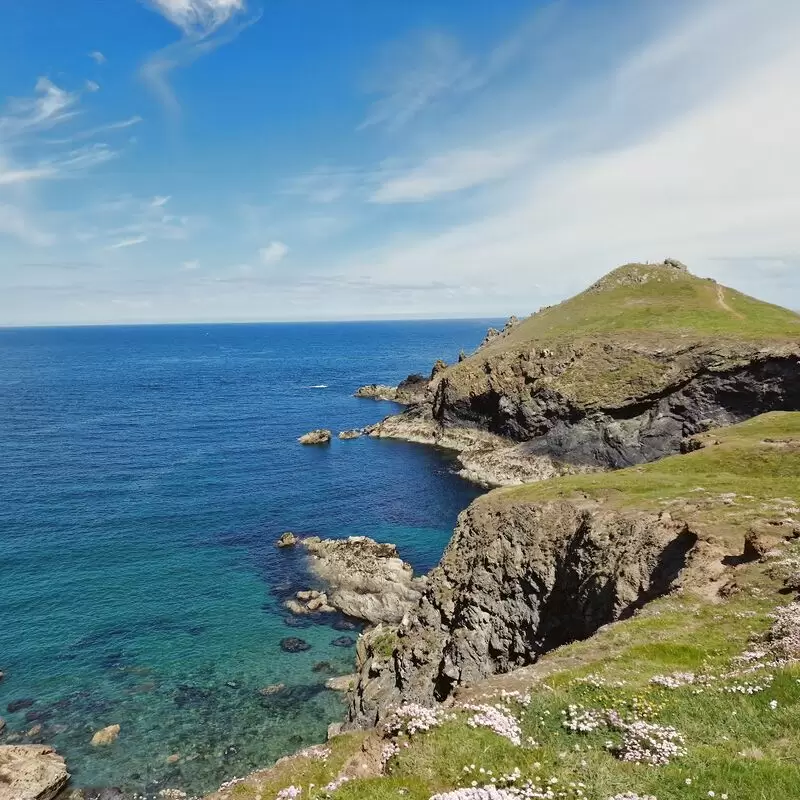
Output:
0 321 494 797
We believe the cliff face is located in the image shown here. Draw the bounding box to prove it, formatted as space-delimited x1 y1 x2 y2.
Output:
430 339 800 469
347 497 698 726
348 412 800 727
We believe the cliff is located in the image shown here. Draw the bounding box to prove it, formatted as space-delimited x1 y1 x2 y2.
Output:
349 412 800 725
368 261 800 485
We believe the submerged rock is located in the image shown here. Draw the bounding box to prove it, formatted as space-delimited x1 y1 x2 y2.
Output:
298 429 332 445
258 683 286 696
90 725 120 747
6 699 35 714
0 744 69 800
331 636 356 648
301 536 425 625
280 637 311 653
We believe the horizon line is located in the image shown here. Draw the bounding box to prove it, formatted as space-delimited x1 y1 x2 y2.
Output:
0 314 509 331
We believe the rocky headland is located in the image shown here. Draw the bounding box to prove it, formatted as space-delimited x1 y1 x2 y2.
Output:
0 745 69 800
366 260 800 487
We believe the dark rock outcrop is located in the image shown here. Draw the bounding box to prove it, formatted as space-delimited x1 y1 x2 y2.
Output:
347 497 698 726
354 374 428 406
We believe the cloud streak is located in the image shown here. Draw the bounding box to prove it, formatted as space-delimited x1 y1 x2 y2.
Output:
141 0 258 119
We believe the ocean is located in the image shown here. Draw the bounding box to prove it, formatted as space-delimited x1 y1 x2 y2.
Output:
0 320 495 798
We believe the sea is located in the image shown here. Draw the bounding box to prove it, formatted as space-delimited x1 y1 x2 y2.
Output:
0 320 498 798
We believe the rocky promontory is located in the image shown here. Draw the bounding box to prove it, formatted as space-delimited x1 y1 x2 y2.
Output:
366 261 800 486
300 536 425 625
354 373 428 406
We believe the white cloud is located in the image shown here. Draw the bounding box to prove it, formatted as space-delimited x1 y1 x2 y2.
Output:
109 235 148 249
259 240 289 265
89 51 107 65
181 259 200 270
146 0 245 35
86 80 100 93
371 144 534 204
151 195 171 207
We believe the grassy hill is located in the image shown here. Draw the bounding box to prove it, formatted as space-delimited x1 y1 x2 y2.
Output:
486 262 800 351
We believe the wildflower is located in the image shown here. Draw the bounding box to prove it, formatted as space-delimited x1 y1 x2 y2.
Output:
769 699 778 710
462 704 522 745
276 787 302 800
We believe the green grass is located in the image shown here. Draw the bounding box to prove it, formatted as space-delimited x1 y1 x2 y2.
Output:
490 263 800 349
493 413 800 537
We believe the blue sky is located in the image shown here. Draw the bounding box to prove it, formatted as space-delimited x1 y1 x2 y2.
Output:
1 0 799 325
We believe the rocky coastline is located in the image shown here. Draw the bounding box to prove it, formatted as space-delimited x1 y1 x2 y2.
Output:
12 260 800 800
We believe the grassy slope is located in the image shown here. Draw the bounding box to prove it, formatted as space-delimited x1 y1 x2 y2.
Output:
488 264 800 349
210 414 800 800
495 412 800 535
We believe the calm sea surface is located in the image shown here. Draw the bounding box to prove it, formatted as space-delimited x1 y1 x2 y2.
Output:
0 320 496 797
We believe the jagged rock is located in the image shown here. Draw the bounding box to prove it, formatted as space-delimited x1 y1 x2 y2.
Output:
430 360 448 380
276 532 298 548
476 316 521 351
298 429 332 445
338 429 362 440
347 497 698 727
301 536 425 625
395 374 428 405
90 725 120 747
0 718 5 734
663 257 688 270
0 745 69 800
280 637 311 653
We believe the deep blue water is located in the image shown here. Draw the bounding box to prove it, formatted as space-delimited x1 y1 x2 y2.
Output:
0 320 495 797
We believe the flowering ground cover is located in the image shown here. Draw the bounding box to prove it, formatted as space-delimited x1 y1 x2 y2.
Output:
206 570 800 800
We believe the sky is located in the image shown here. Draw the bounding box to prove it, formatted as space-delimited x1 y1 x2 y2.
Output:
1 0 799 326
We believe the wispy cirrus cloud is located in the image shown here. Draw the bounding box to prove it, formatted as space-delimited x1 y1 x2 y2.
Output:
88 51 106 65
141 0 259 119
0 78 80 139
47 115 143 145
108 235 148 250
370 141 536 204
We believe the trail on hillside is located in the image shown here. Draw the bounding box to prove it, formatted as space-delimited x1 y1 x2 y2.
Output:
716 284 743 317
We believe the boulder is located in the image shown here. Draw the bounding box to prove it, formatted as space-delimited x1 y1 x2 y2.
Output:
166 754 180 764
90 725 120 747
0 745 69 800
301 536 425 625
325 674 357 692
338 429 362 440
298 429 332 445
276 532 298 548
284 599 309 615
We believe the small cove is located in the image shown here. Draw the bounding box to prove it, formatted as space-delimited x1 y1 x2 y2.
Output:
0 320 496 797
